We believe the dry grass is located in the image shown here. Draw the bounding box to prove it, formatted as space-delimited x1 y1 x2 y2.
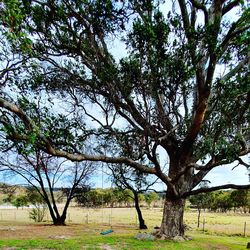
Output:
0 208 249 250
0 206 249 237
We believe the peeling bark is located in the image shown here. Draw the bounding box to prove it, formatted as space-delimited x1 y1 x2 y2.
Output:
156 197 186 239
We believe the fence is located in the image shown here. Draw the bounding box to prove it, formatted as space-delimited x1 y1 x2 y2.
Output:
0 207 249 237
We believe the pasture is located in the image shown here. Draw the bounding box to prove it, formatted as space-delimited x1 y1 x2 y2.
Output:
0 206 249 249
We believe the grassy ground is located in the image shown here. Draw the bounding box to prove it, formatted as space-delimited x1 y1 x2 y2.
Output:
0 223 248 249
0 207 249 249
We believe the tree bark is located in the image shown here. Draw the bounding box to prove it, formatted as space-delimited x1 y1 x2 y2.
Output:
156 197 186 239
53 215 66 225
134 192 147 229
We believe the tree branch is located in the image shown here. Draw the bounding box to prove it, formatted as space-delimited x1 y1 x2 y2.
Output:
222 0 241 15
219 57 250 84
0 98 156 175
0 98 33 130
183 184 250 197
190 0 208 23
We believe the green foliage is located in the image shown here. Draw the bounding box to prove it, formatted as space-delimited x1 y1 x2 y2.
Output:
230 189 250 213
189 189 250 213
1 0 248 171
26 187 47 222
0 0 32 53
145 191 159 207
29 205 47 222
76 188 134 207
11 195 28 209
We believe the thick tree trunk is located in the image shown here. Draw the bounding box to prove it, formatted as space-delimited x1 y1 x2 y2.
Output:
134 192 147 229
156 197 186 239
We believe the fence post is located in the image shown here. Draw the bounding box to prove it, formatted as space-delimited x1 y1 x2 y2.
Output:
109 214 112 226
86 214 89 224
202 218 205 232
244 222 247 237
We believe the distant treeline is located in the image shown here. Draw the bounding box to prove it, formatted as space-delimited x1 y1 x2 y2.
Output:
0 183 249 212
189 189 250 213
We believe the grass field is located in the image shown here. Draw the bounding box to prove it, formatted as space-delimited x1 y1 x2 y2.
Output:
0 206 249 249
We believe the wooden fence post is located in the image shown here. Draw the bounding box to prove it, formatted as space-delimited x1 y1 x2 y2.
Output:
202 218 205 232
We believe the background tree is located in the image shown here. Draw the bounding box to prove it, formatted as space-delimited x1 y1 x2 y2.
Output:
109 164 158 229
11 194 28 209
145 191 159 208
212 191 233 212
0 149 93 225
189 193 212 227
0 183 17 204
189 181 211 227
0 0 249 239
230 189 250 213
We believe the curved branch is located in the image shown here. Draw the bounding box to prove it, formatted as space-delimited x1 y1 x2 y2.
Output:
183 184 250 197
0 97 156 175
190 0 208 23
222 0 241 15
0 98 33 130
46 145 156 174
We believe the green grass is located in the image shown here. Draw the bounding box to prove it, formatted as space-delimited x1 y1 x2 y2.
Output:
0 230 248 250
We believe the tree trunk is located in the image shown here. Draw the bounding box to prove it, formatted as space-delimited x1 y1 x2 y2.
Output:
52 215 66 225
157 197 186 239
134 192 147 229
46 202 66 225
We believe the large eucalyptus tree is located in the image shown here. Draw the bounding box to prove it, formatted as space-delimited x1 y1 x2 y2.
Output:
0 0 249 239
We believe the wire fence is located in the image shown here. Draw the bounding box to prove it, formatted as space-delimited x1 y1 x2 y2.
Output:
0 206 249 237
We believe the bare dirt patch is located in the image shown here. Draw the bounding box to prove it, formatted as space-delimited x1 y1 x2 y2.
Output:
0 222 131 240
0 224 81 240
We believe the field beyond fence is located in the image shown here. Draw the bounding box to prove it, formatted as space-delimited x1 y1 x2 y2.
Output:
0 206 249 237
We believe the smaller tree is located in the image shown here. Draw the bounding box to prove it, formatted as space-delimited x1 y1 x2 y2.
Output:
109 164 158 229
189 181 212 227
211 191 232 213
189 192 212 228
0 150 93 225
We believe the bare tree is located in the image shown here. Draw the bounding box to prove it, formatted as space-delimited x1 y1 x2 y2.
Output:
109 164 158 229
0 149 93 225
